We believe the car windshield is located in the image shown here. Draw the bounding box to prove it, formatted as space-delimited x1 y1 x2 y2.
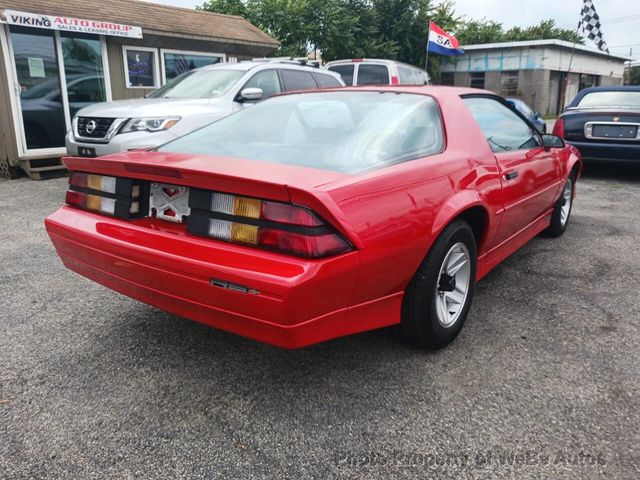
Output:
577 91 640 108
158 91 444 173
148 69 244 99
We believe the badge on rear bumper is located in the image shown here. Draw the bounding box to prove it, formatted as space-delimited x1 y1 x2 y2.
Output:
149 183 190 223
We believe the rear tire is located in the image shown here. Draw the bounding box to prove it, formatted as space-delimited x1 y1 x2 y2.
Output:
543 173 575 238
400 220 477 350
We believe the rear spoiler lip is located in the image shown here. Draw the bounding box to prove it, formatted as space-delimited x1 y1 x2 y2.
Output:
563 107 640 113
61 156 365 250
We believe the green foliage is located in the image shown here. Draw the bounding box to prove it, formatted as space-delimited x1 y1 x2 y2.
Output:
504 19 584 44
197 0 247 16
197 0 585 75
455 18 584 46
454 18 503 45
627 66 640 86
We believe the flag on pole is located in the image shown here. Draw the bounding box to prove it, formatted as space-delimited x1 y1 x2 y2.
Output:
579 0 609 53
428 21 464 56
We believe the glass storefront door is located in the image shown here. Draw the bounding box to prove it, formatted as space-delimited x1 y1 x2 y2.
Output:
9 27 66 149
60 32 107 119
7 26 108 153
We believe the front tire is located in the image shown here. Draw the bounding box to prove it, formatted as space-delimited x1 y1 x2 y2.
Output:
400 220 477 350
543 173 575 238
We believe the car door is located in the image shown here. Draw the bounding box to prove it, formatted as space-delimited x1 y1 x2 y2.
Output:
233 68 282 111
463 96 562 244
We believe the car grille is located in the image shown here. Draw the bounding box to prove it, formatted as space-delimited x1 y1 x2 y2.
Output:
77 117 116 139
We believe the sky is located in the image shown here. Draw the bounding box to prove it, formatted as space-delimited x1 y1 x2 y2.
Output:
146 0 639 60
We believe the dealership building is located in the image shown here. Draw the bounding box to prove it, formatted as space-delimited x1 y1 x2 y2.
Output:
440 39 629 117
0 0 278 179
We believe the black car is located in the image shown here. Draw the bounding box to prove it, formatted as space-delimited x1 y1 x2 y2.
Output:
552 86 640 163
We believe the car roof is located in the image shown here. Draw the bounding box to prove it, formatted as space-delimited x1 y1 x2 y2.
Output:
325 58 425 69
567 85 640 108
199 61 339 76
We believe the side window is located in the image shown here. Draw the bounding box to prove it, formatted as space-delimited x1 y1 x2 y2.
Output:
397 66 415 85
463 97 539 152
313 73 341 88
280 69 317 91
356 64 389 85
327 65 354 85
242 69 281 99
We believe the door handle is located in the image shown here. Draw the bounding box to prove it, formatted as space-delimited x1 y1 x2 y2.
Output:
504 171 519 180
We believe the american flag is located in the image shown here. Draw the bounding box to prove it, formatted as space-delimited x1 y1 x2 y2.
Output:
579 0 609 53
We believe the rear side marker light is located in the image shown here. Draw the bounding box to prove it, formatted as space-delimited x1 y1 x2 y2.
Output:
188 189 352 258
66 172 145 219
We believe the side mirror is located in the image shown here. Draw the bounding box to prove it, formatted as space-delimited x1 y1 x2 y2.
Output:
238 87 263 102
542 134 564 149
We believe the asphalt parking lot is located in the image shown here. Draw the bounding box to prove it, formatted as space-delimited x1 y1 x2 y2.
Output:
1 163 639 479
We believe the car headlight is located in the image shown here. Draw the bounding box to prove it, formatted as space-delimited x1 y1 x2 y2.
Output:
120 117 181 134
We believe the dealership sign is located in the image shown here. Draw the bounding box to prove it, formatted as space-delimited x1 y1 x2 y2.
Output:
0 9 143 38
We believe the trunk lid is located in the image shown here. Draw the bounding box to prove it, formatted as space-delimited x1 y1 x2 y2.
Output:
562 108 640 142
62 151 362 247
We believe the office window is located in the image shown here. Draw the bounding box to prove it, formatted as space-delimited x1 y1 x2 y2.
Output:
123 46 158 88
501 71 519 96
469 72 485 89
162 50 224 82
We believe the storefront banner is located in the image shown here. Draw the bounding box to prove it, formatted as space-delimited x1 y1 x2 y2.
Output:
0 9 143 38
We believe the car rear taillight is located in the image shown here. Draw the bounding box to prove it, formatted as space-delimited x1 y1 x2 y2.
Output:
65 172 144 219
188 189 352 258
391 76 399 85
552 117 565 138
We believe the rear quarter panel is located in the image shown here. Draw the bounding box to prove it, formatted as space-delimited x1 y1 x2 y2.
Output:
323 90 504 305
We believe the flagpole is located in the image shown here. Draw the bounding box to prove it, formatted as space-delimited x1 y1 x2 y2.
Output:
560 20 581 112
425 20 431 78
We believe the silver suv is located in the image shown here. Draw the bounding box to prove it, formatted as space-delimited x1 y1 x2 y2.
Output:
66 60 344 157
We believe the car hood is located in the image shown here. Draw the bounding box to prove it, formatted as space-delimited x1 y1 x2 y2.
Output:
75 97 228 118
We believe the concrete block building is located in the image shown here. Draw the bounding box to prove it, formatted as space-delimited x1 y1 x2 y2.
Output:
439 39 628 117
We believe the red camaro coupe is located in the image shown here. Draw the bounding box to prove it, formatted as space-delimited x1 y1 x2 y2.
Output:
45 86 581 349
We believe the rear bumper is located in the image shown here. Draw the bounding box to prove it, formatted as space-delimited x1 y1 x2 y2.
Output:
45 207 400 348
566 140 640 162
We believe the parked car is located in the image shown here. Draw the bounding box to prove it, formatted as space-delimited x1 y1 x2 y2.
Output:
553 86 640 163
66 60 344 157
506 97 546 133
46 86 580 350
325 58 429 86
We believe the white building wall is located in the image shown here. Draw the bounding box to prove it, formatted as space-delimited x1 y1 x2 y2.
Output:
442 46 625 80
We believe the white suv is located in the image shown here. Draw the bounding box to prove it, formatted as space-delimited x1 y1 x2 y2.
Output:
325 59 429 87
66 60 344 157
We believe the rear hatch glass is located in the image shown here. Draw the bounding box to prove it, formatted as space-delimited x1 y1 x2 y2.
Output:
157 91 444 174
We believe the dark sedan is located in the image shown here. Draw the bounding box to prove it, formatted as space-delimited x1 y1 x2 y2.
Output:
553 86 640 163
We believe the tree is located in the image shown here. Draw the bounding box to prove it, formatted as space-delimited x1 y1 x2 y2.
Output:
504 19 584 44
197 0 586 71
627 66 640 85
454 18 503 45
197 0 247 16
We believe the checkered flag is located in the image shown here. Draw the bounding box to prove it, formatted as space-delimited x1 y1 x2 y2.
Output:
580 0 609 53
